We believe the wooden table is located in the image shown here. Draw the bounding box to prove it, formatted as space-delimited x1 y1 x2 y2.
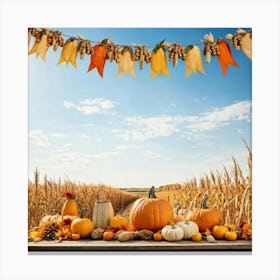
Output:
28 239 252 251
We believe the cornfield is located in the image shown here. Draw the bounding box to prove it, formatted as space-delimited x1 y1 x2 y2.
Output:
29 139 252 229
28 172 138 229
157 139 252 226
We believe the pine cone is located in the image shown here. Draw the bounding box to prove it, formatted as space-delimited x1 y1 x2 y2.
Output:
40 221 60 240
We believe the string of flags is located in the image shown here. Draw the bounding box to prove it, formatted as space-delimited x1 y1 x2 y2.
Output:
28 28 252 79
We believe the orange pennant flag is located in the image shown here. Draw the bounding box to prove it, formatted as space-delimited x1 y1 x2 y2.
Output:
87 42 108 77
217 40 239 75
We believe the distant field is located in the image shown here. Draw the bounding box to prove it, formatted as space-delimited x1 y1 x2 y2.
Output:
120 188 149 198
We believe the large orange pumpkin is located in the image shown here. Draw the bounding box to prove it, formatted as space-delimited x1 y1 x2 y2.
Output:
129 186 174 231
186 195 223 232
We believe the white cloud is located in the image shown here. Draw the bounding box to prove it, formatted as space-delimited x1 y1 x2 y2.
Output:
80 123 96 127
64 98 118 115
114 101 251 141
77 133 90 139
143 150 161 159
63 101 75 109
187 100 251 132
34 147 91 168
64 143 72 148
85 151 120 159
29 130 50 147
114 116 180 141
51 133 68 138
115 144 141 151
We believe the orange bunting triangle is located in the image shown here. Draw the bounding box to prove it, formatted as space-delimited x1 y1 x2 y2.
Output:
217 40 239 75
87 44 108 77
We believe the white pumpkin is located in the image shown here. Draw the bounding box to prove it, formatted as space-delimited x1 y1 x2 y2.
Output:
176 220 199 240
162 222 184 241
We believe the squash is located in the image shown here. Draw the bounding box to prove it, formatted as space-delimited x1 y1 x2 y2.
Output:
191 232 202 242
176 220 199 240
129 186 174 231
70 218 94 238
92 189 114 228
109 215 128 231
103 231 114 241
225 230 237 241
186 195 223 232
61 192 78 217
162 222 184 241
40 214 63 226
71 233 80 240
153 231 163 241
212 223 229 240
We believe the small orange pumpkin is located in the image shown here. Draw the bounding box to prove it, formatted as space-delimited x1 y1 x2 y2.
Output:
103 231 114 241
191 232 202 242
109 215 128 231
225 230 237 241
153 232 163 241
186 195 223 232
71 233 80 240
212 223 229 240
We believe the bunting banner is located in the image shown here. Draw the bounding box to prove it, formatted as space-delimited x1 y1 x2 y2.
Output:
28 28 252 78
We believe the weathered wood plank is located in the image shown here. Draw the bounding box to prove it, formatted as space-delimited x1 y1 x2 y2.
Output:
28 240 252 251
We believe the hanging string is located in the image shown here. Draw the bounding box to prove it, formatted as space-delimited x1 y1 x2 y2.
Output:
29 27 251 51
28 27 252 77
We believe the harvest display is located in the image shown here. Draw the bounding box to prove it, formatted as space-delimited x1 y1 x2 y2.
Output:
28 143 252 246
29 186 251 243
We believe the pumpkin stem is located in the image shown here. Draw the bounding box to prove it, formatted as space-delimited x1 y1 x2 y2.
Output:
148 186 157 198
200 195 208 209
169 221 176 229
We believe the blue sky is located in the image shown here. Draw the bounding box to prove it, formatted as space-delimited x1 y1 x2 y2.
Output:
28 28 252 188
